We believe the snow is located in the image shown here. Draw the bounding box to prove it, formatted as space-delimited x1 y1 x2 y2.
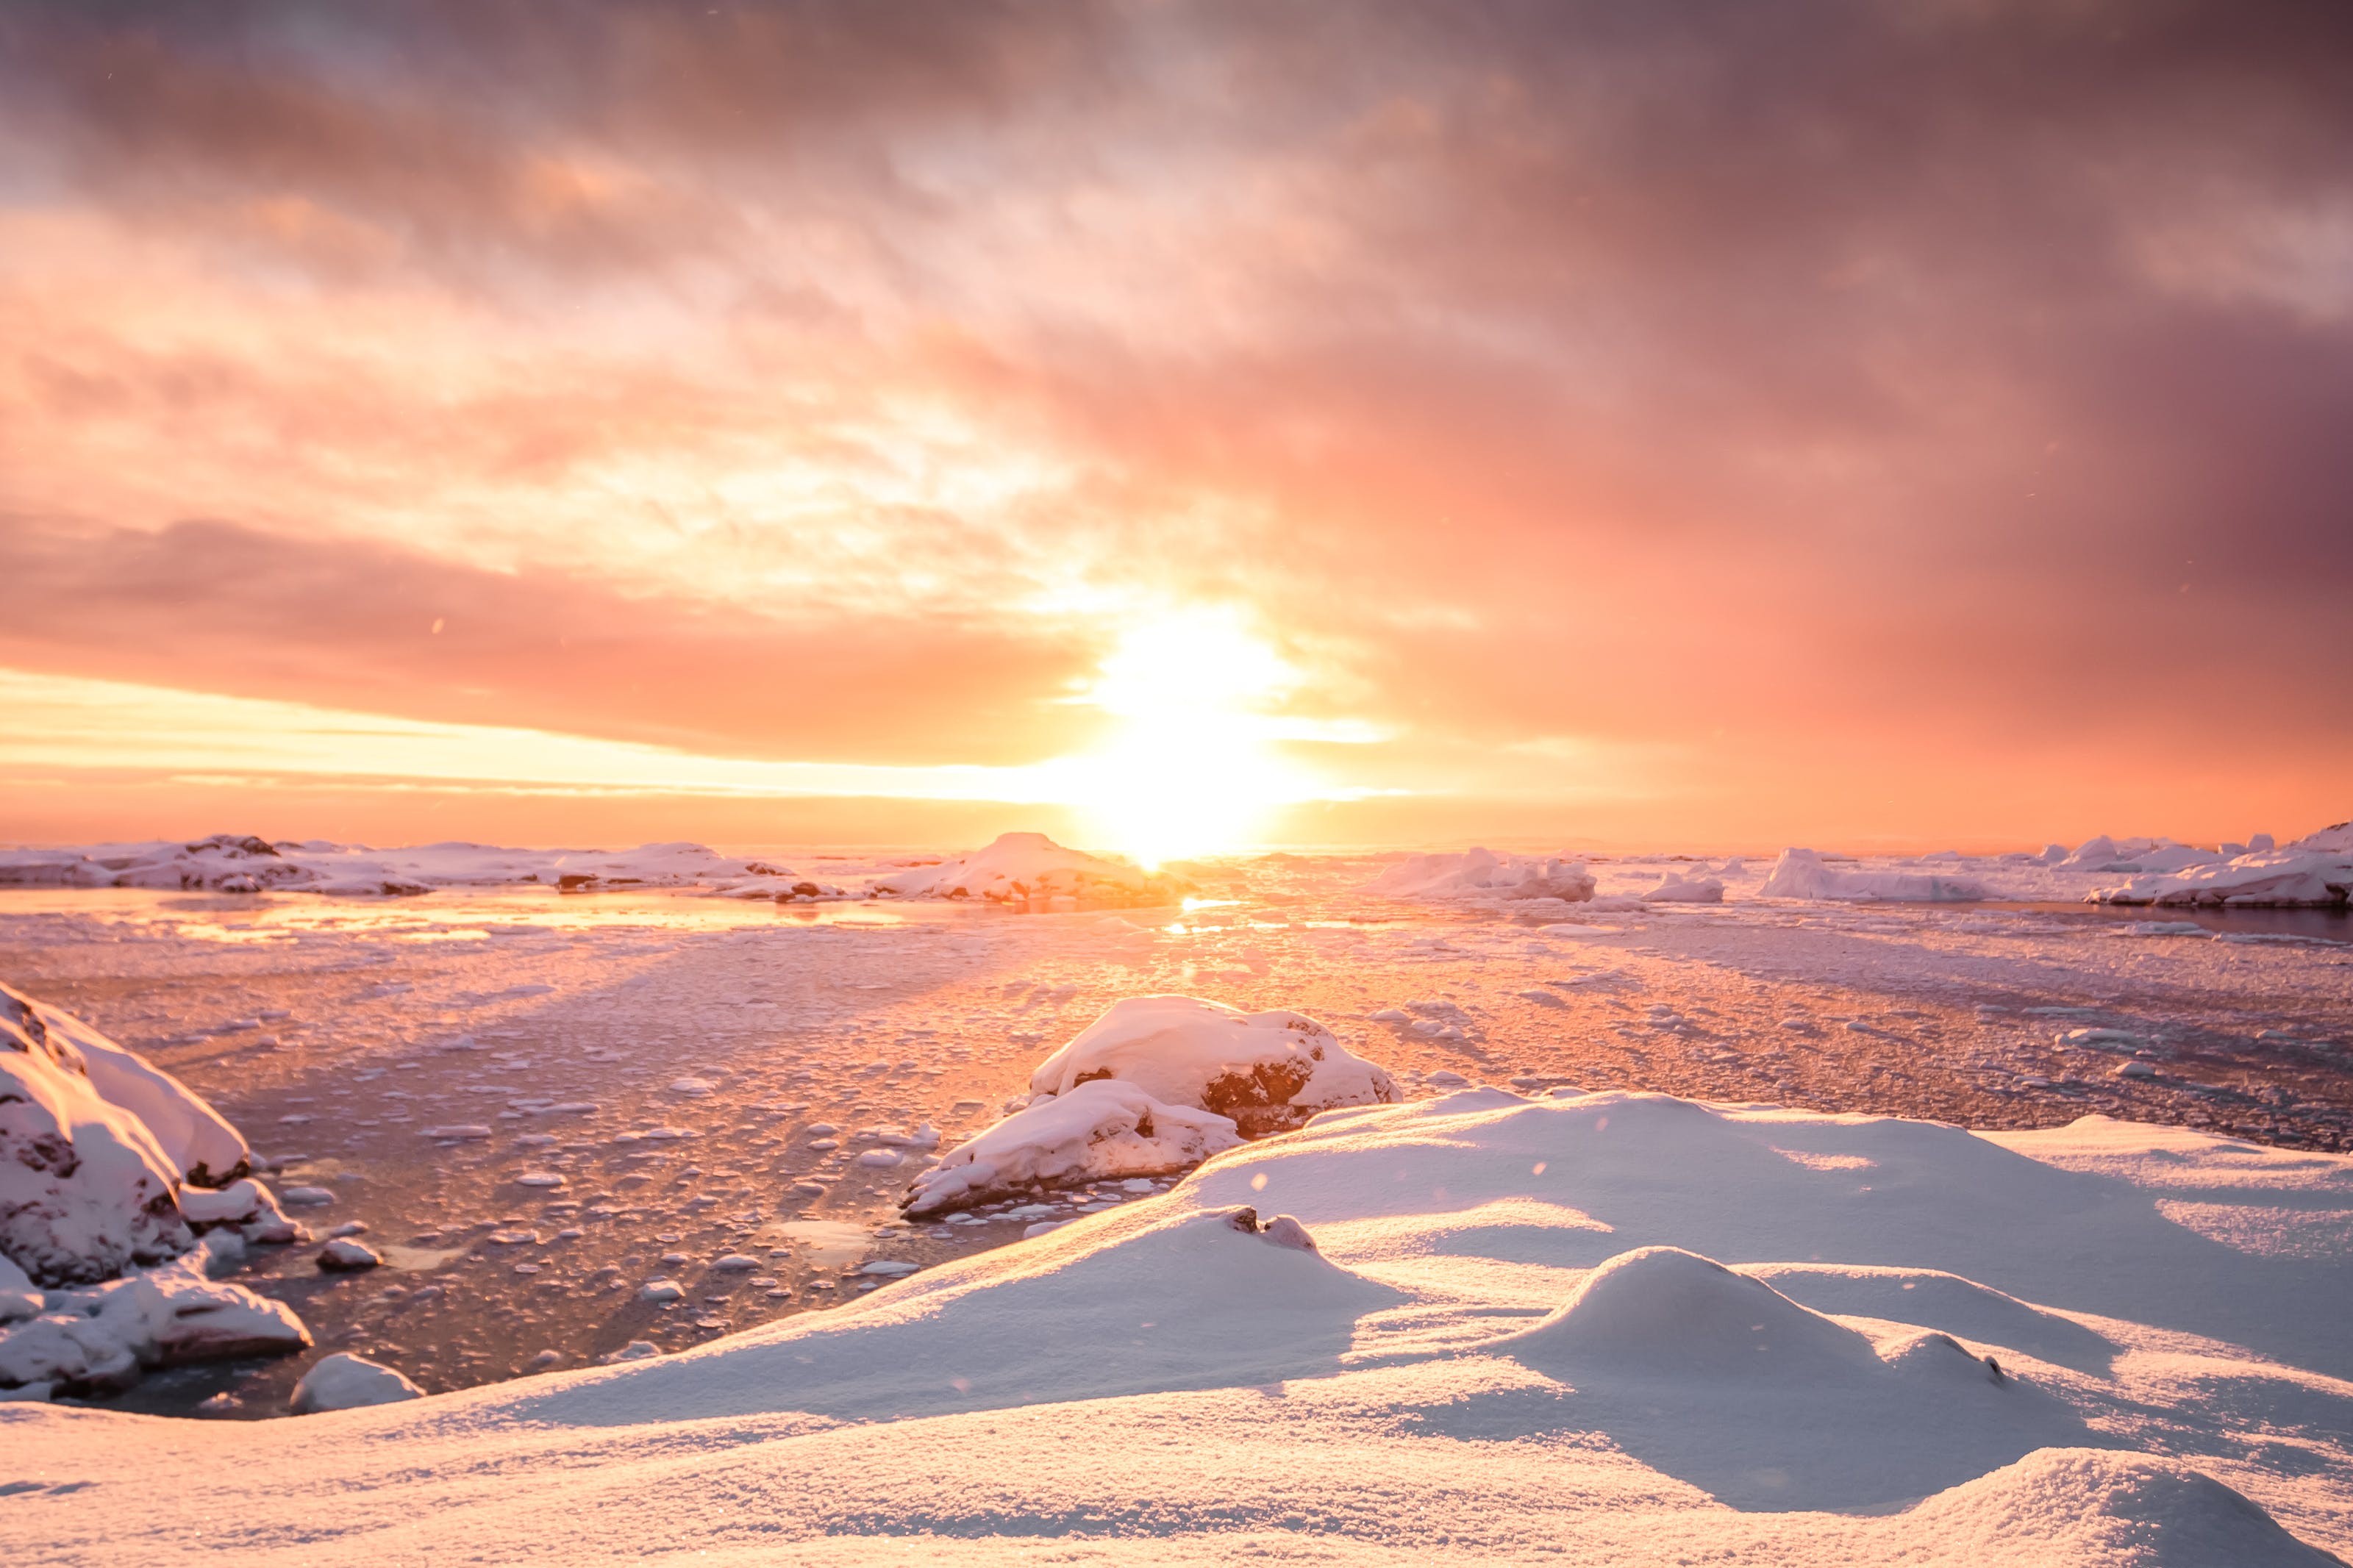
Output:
0 1253 307 1397
1 984 193 1286
1366 848 1596 901
10 1080 2353 1561
289 1352 423 1414
902 1078 1242 1214
1028 995 1399 1135
869 831 1182 904
2092 840 2353 908
1763 847 1993 901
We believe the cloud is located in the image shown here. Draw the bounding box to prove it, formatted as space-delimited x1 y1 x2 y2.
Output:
1 0 2347 840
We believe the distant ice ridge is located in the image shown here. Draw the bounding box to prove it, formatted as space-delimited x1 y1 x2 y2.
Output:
28 1085 2352 1561
0 832 851 899
1366 848 1597 901
2090 820 2353 908
1 983 313 1400
1762 848 1992 902
870 831 1185 905
904 996 1399 1214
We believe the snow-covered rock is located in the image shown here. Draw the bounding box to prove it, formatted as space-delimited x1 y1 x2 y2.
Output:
289 1352 424 1414
868 832 1184 905
1366 849 1596 902
318 1238 380 1272
902 1078 1243 1214
1761 848 1990 902
1027 996 1398 1136
21 992 249 1186
3 987 193 1287
0 1253 307 1397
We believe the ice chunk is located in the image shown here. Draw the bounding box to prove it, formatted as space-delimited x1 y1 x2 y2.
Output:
289 1352 424 1414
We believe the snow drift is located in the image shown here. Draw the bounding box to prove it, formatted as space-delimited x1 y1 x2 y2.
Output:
7 1081 2353 1562
1366 848 1597 902
869 831 1185 904
1027 995 1399 1136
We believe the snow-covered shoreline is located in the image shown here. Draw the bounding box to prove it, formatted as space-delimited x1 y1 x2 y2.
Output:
9 1084 2352 1564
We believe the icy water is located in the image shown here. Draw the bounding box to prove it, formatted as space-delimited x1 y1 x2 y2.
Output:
4 854 2348 1420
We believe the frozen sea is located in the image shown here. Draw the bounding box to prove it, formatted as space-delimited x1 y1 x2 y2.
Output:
3 848 2346 1420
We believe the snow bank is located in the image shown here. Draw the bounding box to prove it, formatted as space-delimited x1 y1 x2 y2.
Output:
0 1253 307 1398
1762 848 1991 901
1028 995 1398 1136
1365 848 1596 902
7 1086 2353 1561
902 1078 1240 1214
0 834 837 898
868 831 1183 905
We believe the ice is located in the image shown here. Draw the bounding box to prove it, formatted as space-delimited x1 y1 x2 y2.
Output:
1027 995 1398 1134
902 1078 1243 1214
288 1351 424 1414
1762 848 1992 901
0 1253 307 1396
1640 870 1726 903
1366 848 1597 902
868 831 1182 905
2093 833 2353 908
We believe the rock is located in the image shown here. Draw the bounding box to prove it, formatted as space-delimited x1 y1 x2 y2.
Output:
288 1353 424 1414
318 1238 381 1272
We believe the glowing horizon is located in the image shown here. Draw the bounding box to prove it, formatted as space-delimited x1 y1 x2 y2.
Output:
1 5 2346 854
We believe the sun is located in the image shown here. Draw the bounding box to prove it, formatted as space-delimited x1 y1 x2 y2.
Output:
1055 607 1316 867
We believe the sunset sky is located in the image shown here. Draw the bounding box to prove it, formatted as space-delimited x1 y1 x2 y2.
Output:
2 1 2347 856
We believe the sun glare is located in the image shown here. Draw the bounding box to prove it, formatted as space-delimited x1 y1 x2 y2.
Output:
1058 608 1316 867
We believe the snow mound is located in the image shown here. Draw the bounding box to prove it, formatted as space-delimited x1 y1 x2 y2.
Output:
902 1078 1242 1214
1762 848 1991 901
2092 842 2353 908
868 831 1183 904
290 1352 424 1414
0 1253 307 1398
1366 848 1596 902
1905 1448 2344 1566
1501 1245 1885 1382
1028 995 1398 1136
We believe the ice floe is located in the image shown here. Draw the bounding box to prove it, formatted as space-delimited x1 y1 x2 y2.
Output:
1366 848 1597 902
1762 848 1992 901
